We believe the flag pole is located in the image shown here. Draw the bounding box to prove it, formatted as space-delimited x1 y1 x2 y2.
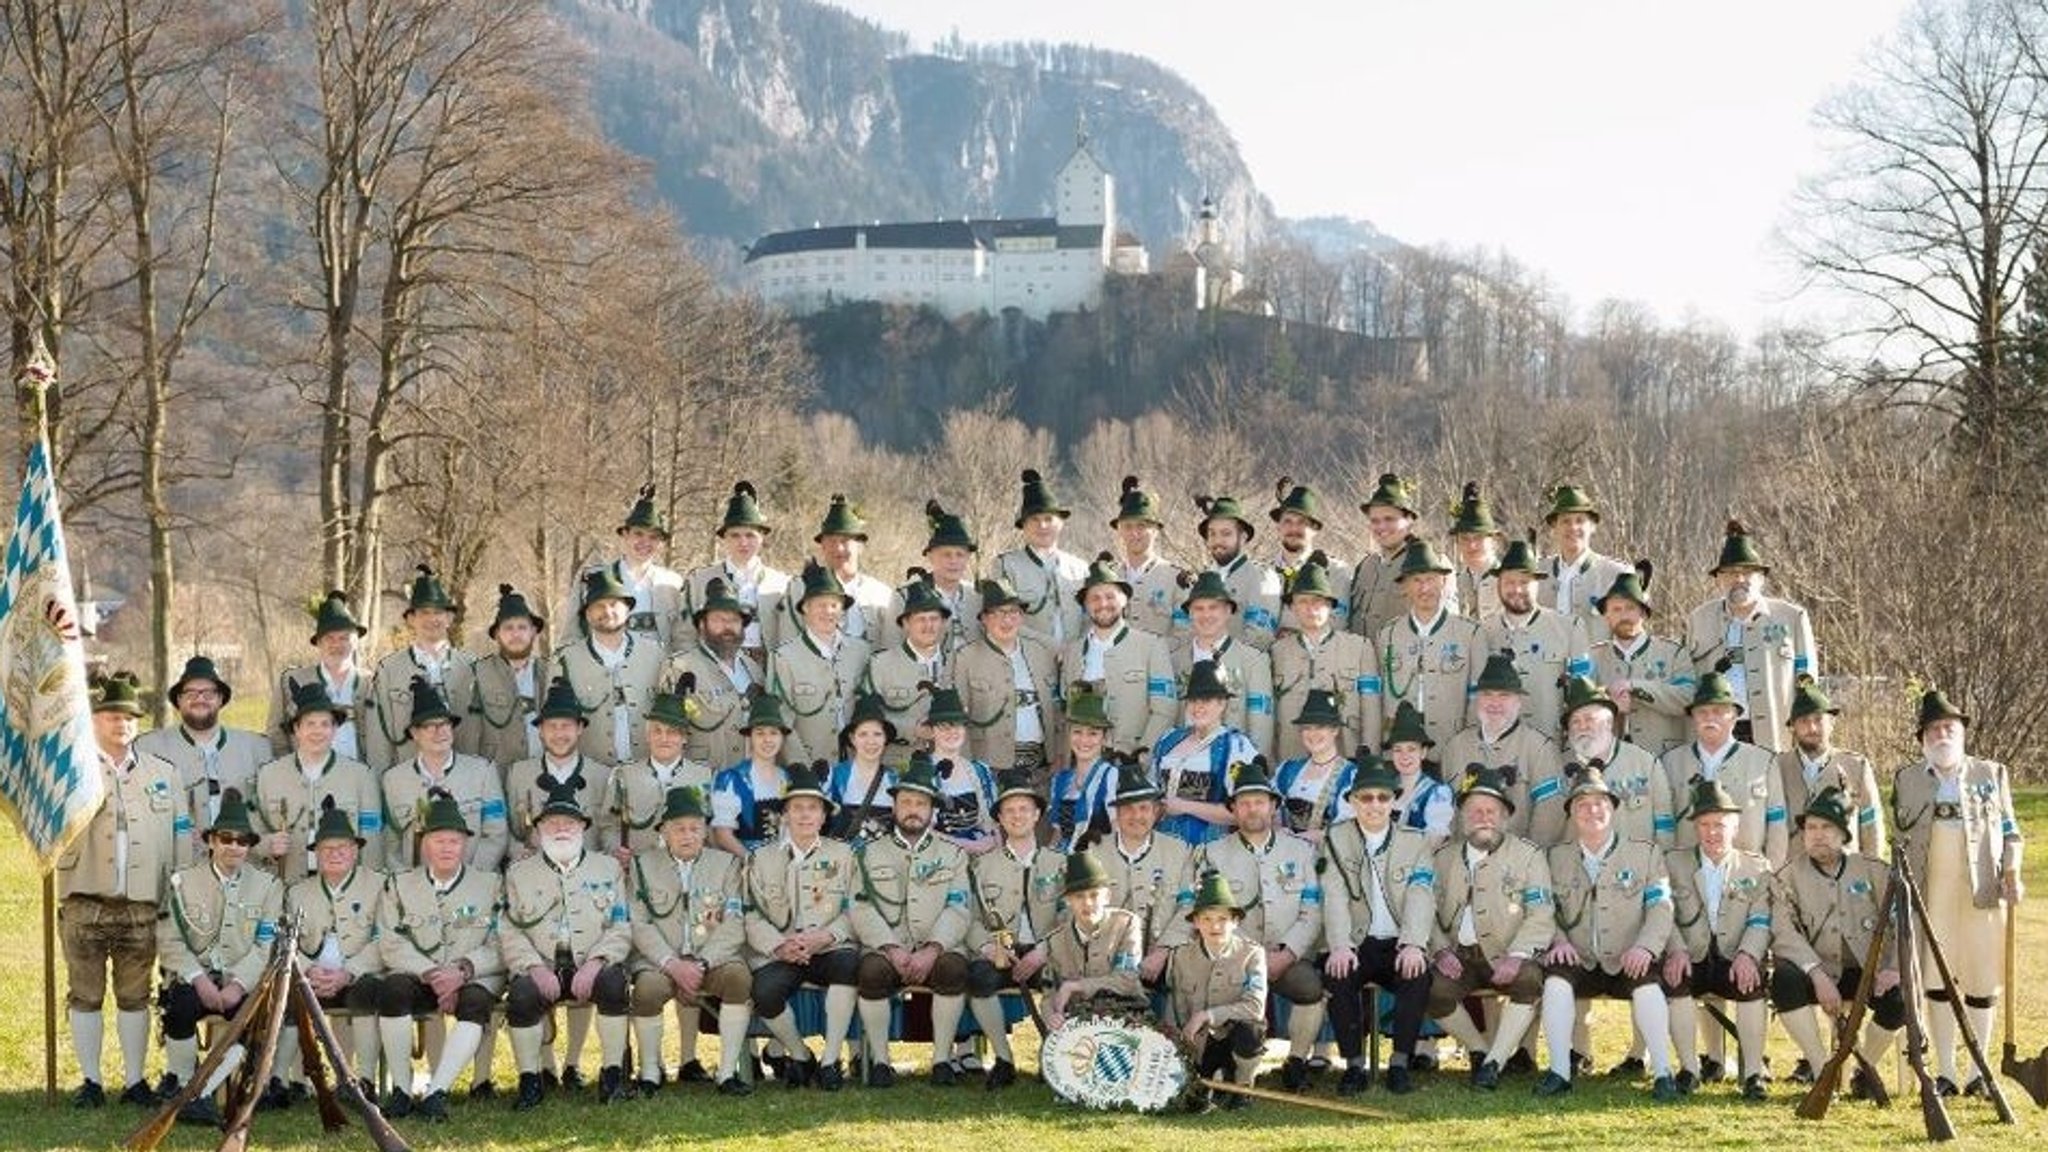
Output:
22 340 59 1104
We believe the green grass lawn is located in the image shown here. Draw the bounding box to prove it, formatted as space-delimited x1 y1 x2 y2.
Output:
0 778 2042 1149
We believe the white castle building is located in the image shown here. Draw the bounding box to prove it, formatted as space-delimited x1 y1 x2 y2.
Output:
745 137 1150 320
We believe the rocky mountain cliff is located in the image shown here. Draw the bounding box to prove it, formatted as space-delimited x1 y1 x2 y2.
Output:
561 0 1279 272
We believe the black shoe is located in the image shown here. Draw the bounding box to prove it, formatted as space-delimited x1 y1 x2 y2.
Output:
1741 1073 1767 1101
539 1069 560 1092
1571 1049 1595 1078
1184 1085 1216 1114
468 1079 497 1101
1964 1076 1990 1099
1503 1049 1536 1075
1854 1067 1888 1101
1307 1054 1331 1073
1933 1075 1959 1098
382 1088 413 1118
1608 1055 1647 1078
817 1061 844 1092
677 1059 711 1084
72 1080 105 1108
1472 1059 1502 1091
1790 1058 1816 1086
1386 1065 1415 1095
1652 1075 1681 1102
717 1075 754 1097
1699 1057 1725 1083
155 1073 183 1100
597 1065 632 1104
1410 1053 1438 1072
959 1053 985 1076
929 1059 959 1087
118 1079 156 1107
1280 1056 1311 1092
1675 1070 1699 1095
560 1066 586 1091
513 1073 545 1112
416 1089 451 1122
761 1053 787 1082
1336 1066 1371 1096
177 1095 223 1128
1533 1070 1572 1098
1220 1089 1250 1111
287 1081 310 1105
867 1062 896 1089
635 1079 662 1098
257 1076 293 1111
985 1059 1016 1091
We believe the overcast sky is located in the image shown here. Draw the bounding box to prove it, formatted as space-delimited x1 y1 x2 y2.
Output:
825 0 1917 336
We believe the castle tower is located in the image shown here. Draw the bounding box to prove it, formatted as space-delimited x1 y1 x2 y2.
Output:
1055 122 1114 262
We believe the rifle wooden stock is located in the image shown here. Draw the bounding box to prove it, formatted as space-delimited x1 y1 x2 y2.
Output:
219 959 296 1152
288 963 412 1152
125 948 285 1152
1892 861 1954 1141
291 983 350 1132
1797 864 1901 1121
1901 856 2016 1125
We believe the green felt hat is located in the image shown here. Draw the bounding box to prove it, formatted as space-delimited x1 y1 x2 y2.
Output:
922 499 978 554
89 672 146 717
895 570 952 621
1225 756 1280 803
892 753 943 800
1454 764 1517 815
281 679 350 730
1268 477 1325 528
1181 659 1234 700
619 482 670 538
1065 687 1113 731
1015 468 1070 527
1787 675 1838 725
813 493 869 542
1188 868 1245 920
404 564 456 614
1108 761 1162 806
1795 785 1852 837
840 691 898 748
994 766 1047 812
536 777 591 826
1490 539 1543 578
1564 764 1617 812
1560 675 1620 722
1710 519 1769 575
739 692 792 734
1385 700 1434 747
405 677 461 730
309 590 367 643
1687 777 1741 818
1180 568 1238 611
1543 484 1601 524
646 690 694 730
1915 688 1969 737
1110 475 1164 528
1474 650 1526 695
312 796 364 846
1194 493 1256 541
1076 552 1132 603
1686 671 1744 715
167 655 232 707
796 560 853 610
580 566 636 612
1293 687 1345 729
205 787 258 842
487 583 546 639
1062 850 1113 895
659 785 710 824
692 577 753 625
924 685 969 726
420 790 473 836
719 480 771 535
782 761 835 811
1347 754 1402 796
1594 562 1655 615
1282 553 1339 605
537 676 589 726
976 576 1027 614
1448 481 1501 536
1395 539 1453 581
1361 472 1420 517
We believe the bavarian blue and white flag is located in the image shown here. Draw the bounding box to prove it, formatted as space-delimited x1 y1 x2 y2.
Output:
0 413 101 871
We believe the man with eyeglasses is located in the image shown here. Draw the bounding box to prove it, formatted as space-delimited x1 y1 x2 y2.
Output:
137 656 271 870
1318 756 1432 1094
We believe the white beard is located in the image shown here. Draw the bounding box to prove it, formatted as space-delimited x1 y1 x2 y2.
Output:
542 835 582 867
1925 737 1965 771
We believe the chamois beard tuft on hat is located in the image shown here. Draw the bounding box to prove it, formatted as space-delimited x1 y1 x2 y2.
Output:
637 481 656 501
809 759 829 774
1461 480 1480 503
1274 475 1293 501
733 480 756 498
1021 468 1041 485
1377 472 1399 487
1176 569 1195 589
704 578 730 600
743 684 765 703
829 492 847 505
1353 744 1374 765
221 786 245 807
1193 494 1214 514
410 673 433 694
936 758 956 779
1526 526 1538 544
1094 551 1114 564
1305 549 1327 569
1794 672 1816 688
1634 559 1654 588
428 786 455 803
1563 760 1587 781
498 583 514 597
915 679 938 694
1712 651 1736 674
925 498 946 525
903 566 931 585
1121 475 1140 496
326 589 349 603
1725 517 1748 537
677 672 696 694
